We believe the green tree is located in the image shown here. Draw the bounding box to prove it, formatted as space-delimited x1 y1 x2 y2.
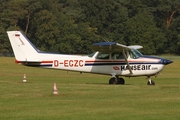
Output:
151 0 180 54
165 17 180 54
120 0 146 18
30 10 59 51
0 26 12 56
78 0 129 43
125 11 166 54
0 0 29 30
54 14 99 54
146 0 180 31
76 22 100 54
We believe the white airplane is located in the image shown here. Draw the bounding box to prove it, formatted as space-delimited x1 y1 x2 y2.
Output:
7 31 173 85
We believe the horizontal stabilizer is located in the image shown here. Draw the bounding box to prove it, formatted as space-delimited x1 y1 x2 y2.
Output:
128 45 143 49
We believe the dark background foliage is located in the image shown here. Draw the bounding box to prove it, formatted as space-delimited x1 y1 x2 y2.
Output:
0 0 180 55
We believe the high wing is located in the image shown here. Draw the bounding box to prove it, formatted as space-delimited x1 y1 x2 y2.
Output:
92 42 143 52
92 42 127 53
92 42 143 74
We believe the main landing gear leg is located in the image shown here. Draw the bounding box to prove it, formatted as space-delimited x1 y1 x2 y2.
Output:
109 76 125 85
147 76 155 85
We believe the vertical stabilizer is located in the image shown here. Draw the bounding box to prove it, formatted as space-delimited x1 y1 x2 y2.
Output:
7 31 40 62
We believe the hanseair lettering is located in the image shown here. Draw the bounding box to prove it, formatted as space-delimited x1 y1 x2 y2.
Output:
121 65 151 71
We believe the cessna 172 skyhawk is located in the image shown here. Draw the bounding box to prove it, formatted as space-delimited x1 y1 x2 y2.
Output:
7 31 173 85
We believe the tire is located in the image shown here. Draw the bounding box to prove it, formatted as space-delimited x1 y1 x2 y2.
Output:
109 78 116 84
118 78 125 85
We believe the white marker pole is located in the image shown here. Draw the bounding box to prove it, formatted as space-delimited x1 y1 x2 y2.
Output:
53 83 58 95
23 74 27 82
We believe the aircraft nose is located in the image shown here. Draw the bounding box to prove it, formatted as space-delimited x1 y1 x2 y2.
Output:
162 59 173 65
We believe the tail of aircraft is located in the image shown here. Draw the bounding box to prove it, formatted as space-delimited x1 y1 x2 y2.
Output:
7 31 40 62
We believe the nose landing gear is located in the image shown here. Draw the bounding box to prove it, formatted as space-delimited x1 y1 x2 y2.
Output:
147 76 155 85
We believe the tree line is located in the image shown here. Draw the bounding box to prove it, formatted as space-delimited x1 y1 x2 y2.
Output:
0 0 180 56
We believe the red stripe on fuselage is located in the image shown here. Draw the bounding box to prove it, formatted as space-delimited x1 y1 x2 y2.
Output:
41 61 53 63
85 60 125 63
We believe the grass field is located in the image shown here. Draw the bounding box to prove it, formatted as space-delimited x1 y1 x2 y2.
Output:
0 57 180 120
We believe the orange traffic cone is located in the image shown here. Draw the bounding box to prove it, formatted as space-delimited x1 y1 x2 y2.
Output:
53 83 58 95
23 74 27 83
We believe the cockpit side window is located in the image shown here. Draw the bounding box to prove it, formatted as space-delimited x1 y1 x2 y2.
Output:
96 53 109 59
112 52 124 59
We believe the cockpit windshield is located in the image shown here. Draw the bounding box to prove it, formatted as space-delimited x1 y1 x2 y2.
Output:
88 52 96 57
129 49 143 59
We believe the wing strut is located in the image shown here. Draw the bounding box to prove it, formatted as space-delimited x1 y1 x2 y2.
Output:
122 49 133 74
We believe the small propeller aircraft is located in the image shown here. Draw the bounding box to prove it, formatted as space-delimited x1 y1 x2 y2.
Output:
7 31 173 85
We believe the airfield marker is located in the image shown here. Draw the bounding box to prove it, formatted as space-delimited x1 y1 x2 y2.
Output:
53 83 58 95
23 74 27 83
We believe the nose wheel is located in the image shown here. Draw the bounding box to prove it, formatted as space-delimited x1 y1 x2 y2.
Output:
109 77 125 85
147 77 155 85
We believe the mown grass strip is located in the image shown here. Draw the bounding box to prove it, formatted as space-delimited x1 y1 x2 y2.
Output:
0 57 179 120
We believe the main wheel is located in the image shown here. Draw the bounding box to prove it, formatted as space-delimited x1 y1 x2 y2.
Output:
147 80 155 85
109 78 116 84
118 78 125 85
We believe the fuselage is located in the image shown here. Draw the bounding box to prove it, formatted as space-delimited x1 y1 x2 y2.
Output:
18 51 172 77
